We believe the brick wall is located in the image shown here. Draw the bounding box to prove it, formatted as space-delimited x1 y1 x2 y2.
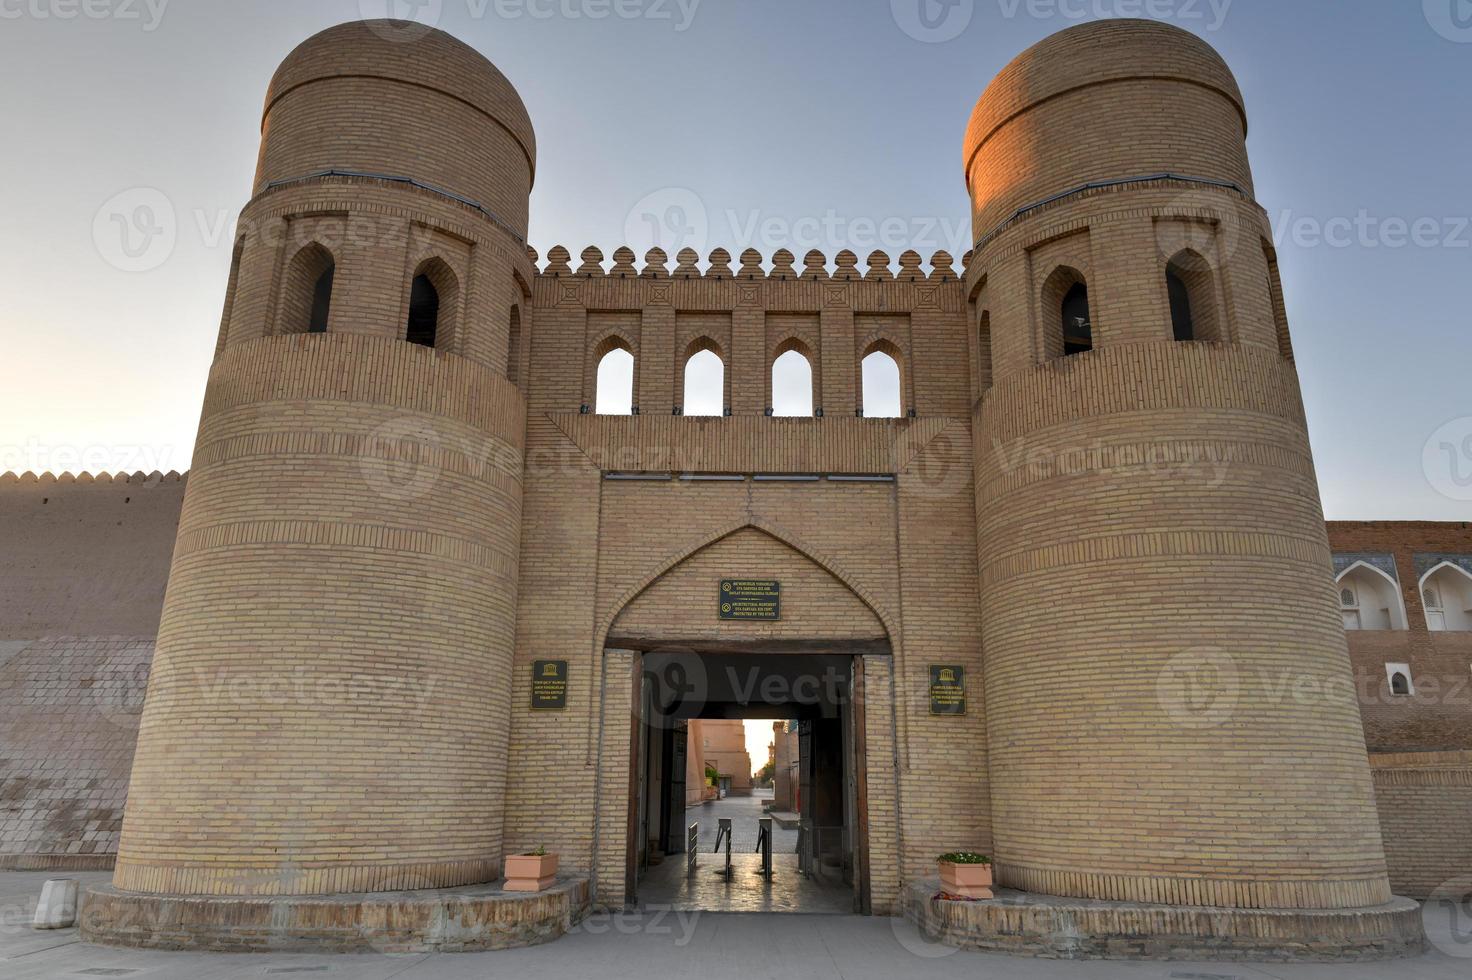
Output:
1328 522 1472 752
1370 752 1472 899
0 472 184 867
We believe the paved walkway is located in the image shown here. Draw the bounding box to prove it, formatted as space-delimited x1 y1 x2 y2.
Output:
687 790 799 852
3 871 1467 979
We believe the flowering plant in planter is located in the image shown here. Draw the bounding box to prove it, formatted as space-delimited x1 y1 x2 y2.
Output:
505 845 559 892
936 852 993 899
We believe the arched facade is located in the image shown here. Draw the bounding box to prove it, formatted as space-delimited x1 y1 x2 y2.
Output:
1338 561 1410 631
1420 561 1472 631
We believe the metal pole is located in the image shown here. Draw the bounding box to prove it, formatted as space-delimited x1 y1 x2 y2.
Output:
757 817 773 878
714 817 732 880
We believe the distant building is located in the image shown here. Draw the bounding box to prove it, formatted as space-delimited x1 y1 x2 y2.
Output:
690 720 751 797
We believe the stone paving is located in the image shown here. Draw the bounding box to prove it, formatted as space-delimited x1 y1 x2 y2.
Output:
4 871 1468 979
687 790 799 851
637 854 854 915
644 790 853 913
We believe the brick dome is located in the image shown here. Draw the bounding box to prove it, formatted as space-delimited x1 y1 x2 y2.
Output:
963 19 1250 234
266 20 535 171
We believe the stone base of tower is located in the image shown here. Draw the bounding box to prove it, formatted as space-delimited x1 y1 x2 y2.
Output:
901 881 1424 961
79 877 590 953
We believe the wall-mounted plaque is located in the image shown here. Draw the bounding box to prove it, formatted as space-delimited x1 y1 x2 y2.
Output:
718 579 781 621
928 665 965 715
531 660 569 710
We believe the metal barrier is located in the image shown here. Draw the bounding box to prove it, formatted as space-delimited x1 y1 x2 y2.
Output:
687 822 698 875
755 817 773 878
712 817 733 879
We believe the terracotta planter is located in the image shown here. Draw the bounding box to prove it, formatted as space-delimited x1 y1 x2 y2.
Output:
938 860 993 899
504 853 559 892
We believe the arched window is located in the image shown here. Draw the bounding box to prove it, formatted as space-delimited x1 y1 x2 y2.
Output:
1263 241 1293 361
406 275 439 347
595 342 634 415
1167 269 1194 341
1042 267 1091 358
404 258 458 351
508 306 522 385
861 346 902 418
771 346 813 417
1420 562 1472 631
281 243 336 335
309 266 333 333
977 309 993 393
682 341 724 417
1337 562 1409 631
1061 284 1091 355
1166 250 1219 343
1386 664 1413 697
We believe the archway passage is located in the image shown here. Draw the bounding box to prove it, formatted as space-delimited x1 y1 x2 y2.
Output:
629 651 870 915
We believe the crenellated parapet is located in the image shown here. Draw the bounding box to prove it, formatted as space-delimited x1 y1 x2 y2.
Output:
532 246 961 283
0 470 185 484
522 246 972 419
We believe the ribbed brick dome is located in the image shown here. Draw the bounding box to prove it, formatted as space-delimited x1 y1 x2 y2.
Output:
962 19 1251 236
964 19 1243 185
266 19 535 169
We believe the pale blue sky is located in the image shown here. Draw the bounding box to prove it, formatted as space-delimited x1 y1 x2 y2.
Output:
1 1 1469 519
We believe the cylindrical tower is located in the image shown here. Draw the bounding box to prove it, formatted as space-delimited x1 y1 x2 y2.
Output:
969 21 1393 911
112 21 535 897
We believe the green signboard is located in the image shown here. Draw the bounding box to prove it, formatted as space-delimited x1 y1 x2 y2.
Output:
718 579 782 621
531 659 569 711
929 664 965 716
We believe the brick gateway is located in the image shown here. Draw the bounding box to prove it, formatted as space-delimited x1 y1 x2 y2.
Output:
21 17 1462 957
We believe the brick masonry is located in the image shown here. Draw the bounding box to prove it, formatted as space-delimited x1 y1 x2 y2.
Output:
1 17 1469 954
0 472 184 869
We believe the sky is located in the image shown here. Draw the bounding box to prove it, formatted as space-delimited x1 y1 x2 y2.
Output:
1 0 1469 519
744 719 777 777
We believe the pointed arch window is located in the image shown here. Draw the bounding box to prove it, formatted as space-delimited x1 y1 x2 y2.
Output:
860 345 902 418
1336 562 1409 631
1420 562 1472 631
771 345 814 417
1042 267 1091 359
281 243 336 335
403 258 459 350
596 340 635 415
1061 283 1092 355
1166 250 1220 343
682 340 725 417
406 275 439 347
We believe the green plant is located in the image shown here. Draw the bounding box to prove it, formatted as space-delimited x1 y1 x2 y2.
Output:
526 845 546 857
937 851 990 865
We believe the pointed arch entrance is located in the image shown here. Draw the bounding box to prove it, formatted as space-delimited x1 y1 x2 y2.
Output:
591 524 895 915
